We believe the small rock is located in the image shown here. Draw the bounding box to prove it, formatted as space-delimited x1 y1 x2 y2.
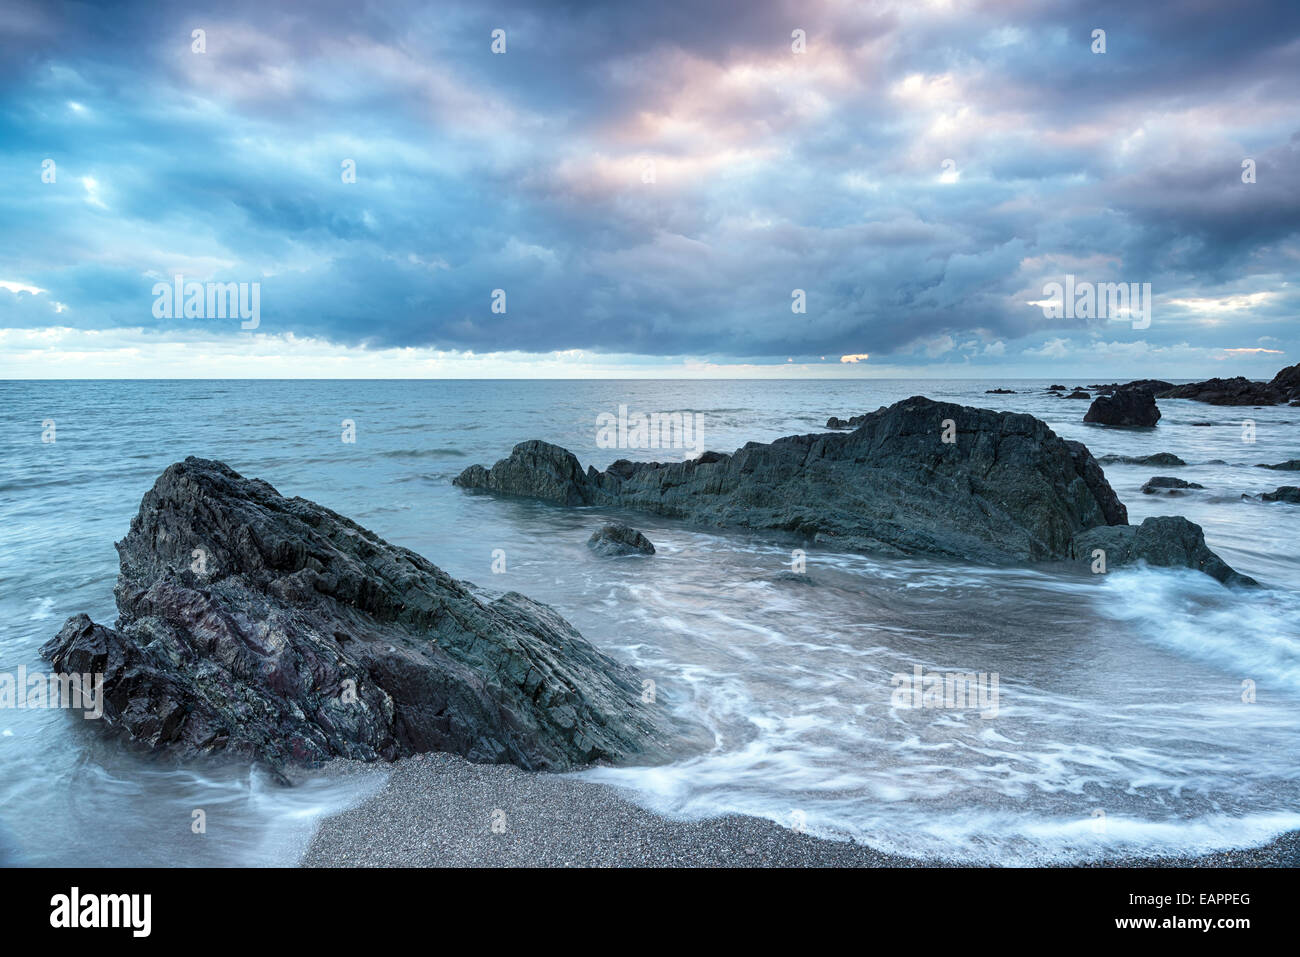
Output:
1141 476 1204 495
1261 486 1300 503
587 523 656 556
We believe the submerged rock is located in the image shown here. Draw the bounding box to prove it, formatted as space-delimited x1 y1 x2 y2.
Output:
1141 476 1205 495
1256 460 1300 471
42 458 675 774
1098 452 1187 467
1084 389 1161 428
587 523 655 556
1262 486 1300 503
1070 517 1257 587
456 396 1129 564
985 388 1017 394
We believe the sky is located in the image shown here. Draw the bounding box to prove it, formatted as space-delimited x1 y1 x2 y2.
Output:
1 0 1298 379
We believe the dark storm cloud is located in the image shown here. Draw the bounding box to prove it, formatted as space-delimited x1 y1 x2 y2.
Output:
0 0 1297 366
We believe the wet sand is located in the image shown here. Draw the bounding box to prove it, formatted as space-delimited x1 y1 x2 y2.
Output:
300 753 1300 868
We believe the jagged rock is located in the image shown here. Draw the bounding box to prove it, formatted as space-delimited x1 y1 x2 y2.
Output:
1099 452 1187 467
587 523 655 556
985 388 1017 394
1048 384 1066 391
1084 389 1161 427
1262 486 1300 503
826 414 868 430
1141 476 1205 494
1256 460 1300 471
1071 517 1257 587
456 396 1129 564
41 458 677 774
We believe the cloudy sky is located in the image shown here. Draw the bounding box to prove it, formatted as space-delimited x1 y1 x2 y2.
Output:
1 0 1297 378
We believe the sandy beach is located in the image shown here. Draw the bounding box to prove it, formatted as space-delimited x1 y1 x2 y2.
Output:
300 753 1300 868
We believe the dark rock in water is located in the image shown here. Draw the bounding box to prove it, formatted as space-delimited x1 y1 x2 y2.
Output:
1159 376 1282 405
825 413 868 430
1088 380 1173 397
1048 384 1066 391
1256 460 1300 471
456 396 1128 564
1098 452 1186 467
1098 365 1300 406
587 523 655 556
1191 421 1213 427
1262 486 1300 503
1071 517 1257 587
41 458 675 774
1065 389 1091 399
1157 362 1300 406
985 388 1017 394
1084 389 1161 427
1141 476 1205 494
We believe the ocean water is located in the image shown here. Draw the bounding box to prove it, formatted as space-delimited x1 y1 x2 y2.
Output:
2 378 1298 865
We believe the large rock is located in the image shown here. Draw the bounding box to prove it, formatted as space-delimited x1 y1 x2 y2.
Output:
41 458 676 774
1256 460 1300 471
1084 389 1161 427
1070 517 1257 587
456 396 1129 564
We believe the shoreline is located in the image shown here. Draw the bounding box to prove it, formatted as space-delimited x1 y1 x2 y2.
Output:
299 753 1300 868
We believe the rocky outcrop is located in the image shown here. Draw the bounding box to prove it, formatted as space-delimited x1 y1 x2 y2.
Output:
1155 363 1300 406
588 524 655 556
1141 476 1204 494
456 396 1129 565
1256 460 1300 471
1087 380 1174 397
1070 517 1257 587
1099 453 1186 467
985 388 1017 394
1084 389 1161 427
1065 389 1091 399
1262 486 1300 503
41 458 676 774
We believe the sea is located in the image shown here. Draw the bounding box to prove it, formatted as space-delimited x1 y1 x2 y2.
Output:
1 378 1298 865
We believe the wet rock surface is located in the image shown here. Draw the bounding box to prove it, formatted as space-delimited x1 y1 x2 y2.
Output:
587 523 656 556
457 396 1129 564
1070 516 1257 587
1084 389 1161 428
1262 486 1300 503
42 458 676 774
1099 452 1186 467
1141 476 1205 495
